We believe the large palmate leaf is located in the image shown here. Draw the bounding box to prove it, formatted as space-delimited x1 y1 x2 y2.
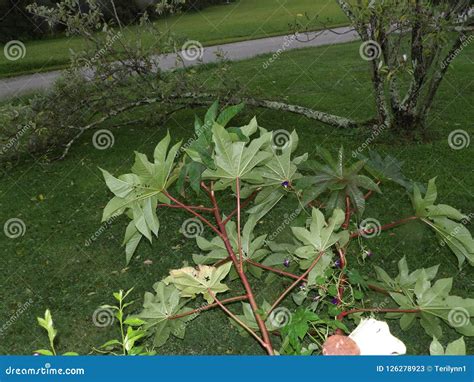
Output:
101 132 181 263
411 178 474 267
358 150 416 191
378 258 474 338
258 130 307 187
291 208 348 284
164 263 232 303
297 147 381 215
202 123 272 190
137 282 195 348
178 102 245 194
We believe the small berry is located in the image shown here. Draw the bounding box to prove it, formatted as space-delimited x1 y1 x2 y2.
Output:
331 297 339 305
283 258 290 267
281 181 289 188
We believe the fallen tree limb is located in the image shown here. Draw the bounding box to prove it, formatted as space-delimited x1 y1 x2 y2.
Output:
59 92 359 159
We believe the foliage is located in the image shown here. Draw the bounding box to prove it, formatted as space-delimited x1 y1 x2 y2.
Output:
35 310 78 356
298 147 381 215
35 289 155 355
429 337 466 356
411 178 474 267
375 257 474 338
97 104 474 354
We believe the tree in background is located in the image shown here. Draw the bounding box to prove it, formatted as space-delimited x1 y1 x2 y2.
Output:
335 0 473 135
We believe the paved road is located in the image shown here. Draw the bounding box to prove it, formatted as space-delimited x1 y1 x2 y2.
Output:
0 27 358 100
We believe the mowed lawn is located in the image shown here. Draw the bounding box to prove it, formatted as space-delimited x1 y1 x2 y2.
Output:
0 40 472 355
0 0 346 78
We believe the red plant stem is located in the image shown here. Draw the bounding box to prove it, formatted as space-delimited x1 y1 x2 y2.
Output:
157 203 214 212
222 189 259 225
342 195 351 229
208 187 274 355
350 216 419 239
207 289 266 348
168 295 248 320
247 259 392 296
236 177 244 272
336 248 347 303
213 256 232 267
162 191 223 239
268 252 324 314
246 259 305 280
337 307 421 320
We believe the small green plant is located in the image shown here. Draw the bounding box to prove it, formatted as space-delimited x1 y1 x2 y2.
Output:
35 290 154 356
35 310 78 356
97 103 473 355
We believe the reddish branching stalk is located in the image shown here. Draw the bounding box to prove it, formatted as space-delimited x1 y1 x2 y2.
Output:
223 189 259 225
336 247 347 304
337 307 421 320
162 190 223 239
207 290 266 347
342 195 351 229
268 252 325 314
168 295 248 320
157 203 214 212
236 178 244 272
350 216 419 239
246 259 304 280
207 184 275 355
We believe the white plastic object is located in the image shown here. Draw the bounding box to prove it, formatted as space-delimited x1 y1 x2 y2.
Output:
349 318 406 355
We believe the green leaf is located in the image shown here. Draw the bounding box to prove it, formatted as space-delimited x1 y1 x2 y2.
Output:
137 282 195 348
429 337 445 355
34 349 54 356
202 124 272 190
445 337 466 355
164 263 232 303
101 133 181 262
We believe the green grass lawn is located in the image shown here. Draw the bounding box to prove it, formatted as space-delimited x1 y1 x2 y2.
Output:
0 0 346 78
0 40 472 355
